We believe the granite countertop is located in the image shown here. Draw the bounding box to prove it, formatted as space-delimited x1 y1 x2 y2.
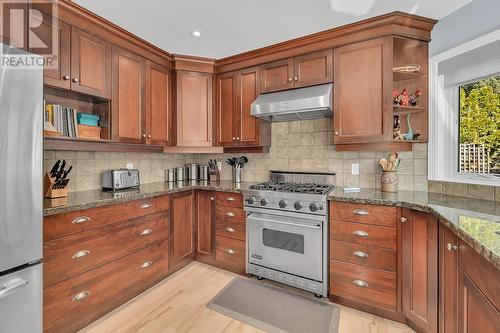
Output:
328 187 500 270
43 183 500 270
43 181 254 217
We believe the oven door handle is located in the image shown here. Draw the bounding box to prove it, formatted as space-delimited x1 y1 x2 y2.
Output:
247 215 321 231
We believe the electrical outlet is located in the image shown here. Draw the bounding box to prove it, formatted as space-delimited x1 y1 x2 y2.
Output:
126 163 134 169
351 163 359 175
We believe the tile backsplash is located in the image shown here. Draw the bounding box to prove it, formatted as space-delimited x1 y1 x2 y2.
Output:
44 119 429 193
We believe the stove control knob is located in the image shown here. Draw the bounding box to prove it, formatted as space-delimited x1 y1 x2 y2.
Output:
278 200 287 208
246 197 256 205
260 198 268 206
294 201 303 210
309 203 320 212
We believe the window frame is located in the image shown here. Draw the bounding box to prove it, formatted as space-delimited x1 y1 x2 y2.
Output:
429 29 500 186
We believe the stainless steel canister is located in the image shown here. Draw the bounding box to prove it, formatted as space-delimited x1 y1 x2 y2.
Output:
166 168 176 182
199 165 209 180
184 163 190 180
177 166 185 181
189 163 199 180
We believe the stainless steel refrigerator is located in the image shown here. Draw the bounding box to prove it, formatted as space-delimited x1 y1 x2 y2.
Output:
0 43 43 332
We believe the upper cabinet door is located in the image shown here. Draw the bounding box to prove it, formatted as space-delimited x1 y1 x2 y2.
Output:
401 209 438 333
70 27 111 99
28 11 71 90
112 47 145 144
146 61 171 146
0 1 27 49
217 72 237 147
333 38 392 144
176 71 213 147
292 49 333 88
260 58 293 93
237 67 260 145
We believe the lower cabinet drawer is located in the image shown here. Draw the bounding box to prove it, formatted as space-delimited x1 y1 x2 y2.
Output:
43 240 169 333
331 220 397 249
215 192 243 208
330 240 396 272
216 220 245 241
329 259 396 311
215 205 245 224
44 211 169 287
215 235 245 274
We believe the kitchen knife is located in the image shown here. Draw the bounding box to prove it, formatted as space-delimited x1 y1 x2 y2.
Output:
50 160 61 177
56 160 66 180
62 166 72 180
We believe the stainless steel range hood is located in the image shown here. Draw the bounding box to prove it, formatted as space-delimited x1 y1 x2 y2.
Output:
250 83 332 122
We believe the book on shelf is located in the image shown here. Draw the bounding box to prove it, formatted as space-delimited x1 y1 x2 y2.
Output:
44 103 79 138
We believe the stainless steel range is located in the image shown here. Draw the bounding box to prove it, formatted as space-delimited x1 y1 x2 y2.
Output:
244 172 334 297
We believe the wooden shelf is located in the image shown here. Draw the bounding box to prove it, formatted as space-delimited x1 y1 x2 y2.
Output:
44 137 164 153
393 71 426 81
393 105 426 115
163 146 224 154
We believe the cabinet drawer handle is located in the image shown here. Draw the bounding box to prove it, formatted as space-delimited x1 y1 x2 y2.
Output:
140 229 153 236
447 243 458 251
140 261 153 268
353 230 369 237
353 251 368 258
141 203 152 209
226 197 236 202
225 227 235 233
72 291 90 302
225 249 235 254
353 209 368 216
353 280 368 288
72 250 90 259
72 216 90 224
226 212 235 217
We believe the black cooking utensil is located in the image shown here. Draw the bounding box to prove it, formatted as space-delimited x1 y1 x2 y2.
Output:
238 156 248 168
50 160 61 177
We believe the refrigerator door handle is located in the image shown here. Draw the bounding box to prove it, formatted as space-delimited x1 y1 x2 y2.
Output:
0 278 28 300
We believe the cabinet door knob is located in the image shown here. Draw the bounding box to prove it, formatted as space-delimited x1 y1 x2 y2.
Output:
288 77 292 82
353 251 368 258
208 137 212 141
147 134 152 138
353 209 369 216
353 280 368 288
353 230 369 237
232 137 236 141
294 76 298 81
400 217 408 223
447 243 458 251
72 291 90 302
72 216 90 224
71 78 79 83
142 134 147 138
334 131 339 135
209 196 215 201
72 250 90 259
62 75 70 80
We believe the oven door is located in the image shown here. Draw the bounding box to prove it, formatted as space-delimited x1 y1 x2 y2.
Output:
247 208 324 282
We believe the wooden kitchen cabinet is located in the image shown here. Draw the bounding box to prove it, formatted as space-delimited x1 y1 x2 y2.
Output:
28 11 71 90
111 46 146 144
146 60 172 146
401 209 438 333
195 191 215 263
70 27 111 98
217 67 270 148
260 50 333 93
170 191 195 268
439 224 459 333
333 37 392 144
0 1 28 49
174 71 213 146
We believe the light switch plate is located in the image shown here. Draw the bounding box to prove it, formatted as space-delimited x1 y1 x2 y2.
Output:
126 163 134 169
351 163 359 175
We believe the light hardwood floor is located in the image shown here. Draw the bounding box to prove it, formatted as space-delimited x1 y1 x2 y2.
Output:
81 262 414 333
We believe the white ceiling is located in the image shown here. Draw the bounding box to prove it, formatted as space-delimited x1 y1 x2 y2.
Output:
74 0 472 59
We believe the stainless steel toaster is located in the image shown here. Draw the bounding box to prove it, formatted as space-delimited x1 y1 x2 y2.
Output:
101 169 140 190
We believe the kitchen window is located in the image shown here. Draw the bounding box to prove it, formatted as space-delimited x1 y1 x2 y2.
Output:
428 29 500 185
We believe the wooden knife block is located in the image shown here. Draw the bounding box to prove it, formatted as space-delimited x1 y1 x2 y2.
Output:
44 172 68 198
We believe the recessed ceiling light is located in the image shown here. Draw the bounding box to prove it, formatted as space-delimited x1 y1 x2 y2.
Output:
191 30 203 38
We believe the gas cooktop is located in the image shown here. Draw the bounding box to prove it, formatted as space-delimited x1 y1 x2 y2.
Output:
249 181 334 195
